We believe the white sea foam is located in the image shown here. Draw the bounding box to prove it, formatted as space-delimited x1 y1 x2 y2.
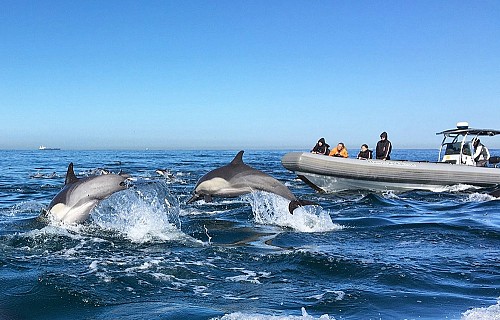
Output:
244 192 342 232
382 190 400 199
4 200 45 217
213 307 334 320
23 224 84 239
431 184 479 193
225 268 271 284
307 290 345 301
466 193 498 202
462 298 500 320
180 207 229 216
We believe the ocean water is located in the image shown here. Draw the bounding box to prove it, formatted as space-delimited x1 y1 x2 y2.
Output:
0 149 499 320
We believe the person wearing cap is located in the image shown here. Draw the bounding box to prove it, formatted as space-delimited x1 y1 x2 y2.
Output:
376 132 392 160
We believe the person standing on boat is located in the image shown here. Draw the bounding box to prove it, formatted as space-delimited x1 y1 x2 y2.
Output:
357 144 373 159
311 138 330 155
376 132 392 160
473 138 490 167
329 142 349 158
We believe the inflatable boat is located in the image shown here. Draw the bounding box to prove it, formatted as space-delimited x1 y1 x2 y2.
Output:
282 123 500 193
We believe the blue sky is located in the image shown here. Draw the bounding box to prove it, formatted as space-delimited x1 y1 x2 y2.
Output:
1 1 499 150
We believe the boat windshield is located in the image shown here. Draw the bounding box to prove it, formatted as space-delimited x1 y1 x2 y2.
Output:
439 140 474 165
444 142 471 156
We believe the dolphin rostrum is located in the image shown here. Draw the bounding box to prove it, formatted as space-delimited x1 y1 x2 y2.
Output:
187 151 316 214
42 163 128 224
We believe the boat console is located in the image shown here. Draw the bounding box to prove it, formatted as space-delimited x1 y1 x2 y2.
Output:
441 141 473 165
437 122 500 167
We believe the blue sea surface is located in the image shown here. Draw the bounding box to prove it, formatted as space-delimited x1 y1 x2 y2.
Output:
0 149 499 319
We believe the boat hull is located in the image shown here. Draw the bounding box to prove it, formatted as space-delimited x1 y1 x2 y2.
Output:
282 152 500 193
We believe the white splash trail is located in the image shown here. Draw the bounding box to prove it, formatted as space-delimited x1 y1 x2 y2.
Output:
244 192 343 233
213 307 334 320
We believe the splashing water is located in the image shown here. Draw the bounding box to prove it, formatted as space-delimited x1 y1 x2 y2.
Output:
91 180 186 243
213 307 334 320
466 192 498 202
3 201 45 217
462 298 500 320
243 192 342 232
431 184 479 193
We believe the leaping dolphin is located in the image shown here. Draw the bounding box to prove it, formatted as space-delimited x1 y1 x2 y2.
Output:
187 151 316 214
42 163 129 224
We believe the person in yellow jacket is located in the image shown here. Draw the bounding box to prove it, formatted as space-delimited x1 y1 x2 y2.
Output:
329 142 348 158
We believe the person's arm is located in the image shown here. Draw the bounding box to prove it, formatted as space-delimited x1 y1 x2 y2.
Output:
384 142 391 159
473 145 482 161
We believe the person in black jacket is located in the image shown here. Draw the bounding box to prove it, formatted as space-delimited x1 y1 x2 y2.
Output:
376 132 392 160
311 138 330 155
357 144 373 159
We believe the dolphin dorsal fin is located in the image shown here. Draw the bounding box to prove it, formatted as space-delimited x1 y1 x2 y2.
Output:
230 150 245 165
65 162 79 185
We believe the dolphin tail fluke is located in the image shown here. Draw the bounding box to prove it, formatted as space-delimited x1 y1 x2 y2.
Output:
288 199 319 214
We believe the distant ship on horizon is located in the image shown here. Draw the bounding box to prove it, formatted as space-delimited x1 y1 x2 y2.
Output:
39 145 61 151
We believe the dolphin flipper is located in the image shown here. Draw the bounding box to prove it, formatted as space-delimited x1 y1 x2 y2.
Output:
186 194 213 204
186 194 201 204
